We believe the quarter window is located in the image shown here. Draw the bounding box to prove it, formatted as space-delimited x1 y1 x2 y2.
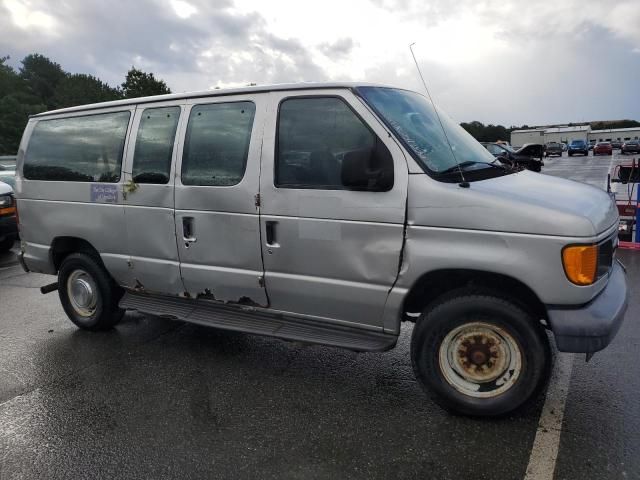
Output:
275 97 393 191
24 111 130 182
181 102 255 186
132 106 180 184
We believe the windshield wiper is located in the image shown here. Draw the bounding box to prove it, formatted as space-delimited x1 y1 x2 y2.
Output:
436 161 504 176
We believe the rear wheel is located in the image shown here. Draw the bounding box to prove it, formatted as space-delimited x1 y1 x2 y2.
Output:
58 252 124 331
411 290 551 416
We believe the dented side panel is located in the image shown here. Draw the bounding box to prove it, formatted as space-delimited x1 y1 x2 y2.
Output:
258 89 409 329
173 93 269 306
121 100 186 295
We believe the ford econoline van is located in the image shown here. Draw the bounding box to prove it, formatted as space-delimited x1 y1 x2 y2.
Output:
15 83 628 416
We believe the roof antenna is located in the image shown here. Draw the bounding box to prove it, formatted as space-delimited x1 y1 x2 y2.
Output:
409 42 468 187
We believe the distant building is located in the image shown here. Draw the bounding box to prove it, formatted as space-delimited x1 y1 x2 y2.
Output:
511 125 640 147
589 127 640 143
511 125 589 147
510 128 546 147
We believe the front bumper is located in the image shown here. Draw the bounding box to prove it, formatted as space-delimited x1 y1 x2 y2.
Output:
0 215 18 242
547 261 629 353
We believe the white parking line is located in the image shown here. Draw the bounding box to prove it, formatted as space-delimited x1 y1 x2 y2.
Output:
524 353 575 480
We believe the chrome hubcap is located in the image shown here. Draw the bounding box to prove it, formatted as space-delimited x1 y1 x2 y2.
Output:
438 322 522 398
67 269 98 317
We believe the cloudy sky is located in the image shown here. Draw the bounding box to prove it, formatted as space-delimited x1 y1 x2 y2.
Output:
1 0 639 125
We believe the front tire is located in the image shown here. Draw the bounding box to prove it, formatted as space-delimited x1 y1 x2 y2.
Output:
411 290 551 417
58 252 124 331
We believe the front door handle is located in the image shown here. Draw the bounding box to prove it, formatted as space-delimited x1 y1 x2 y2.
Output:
182 217 197 248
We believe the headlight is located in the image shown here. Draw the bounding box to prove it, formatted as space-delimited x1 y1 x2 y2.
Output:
562 244 597 285
0 194 16 216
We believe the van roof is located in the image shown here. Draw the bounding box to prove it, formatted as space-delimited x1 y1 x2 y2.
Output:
31 82 395 118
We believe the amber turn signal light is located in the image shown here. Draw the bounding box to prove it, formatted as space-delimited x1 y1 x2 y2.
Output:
562 245 597 285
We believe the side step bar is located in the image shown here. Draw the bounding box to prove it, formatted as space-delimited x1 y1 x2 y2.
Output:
119 291 398 352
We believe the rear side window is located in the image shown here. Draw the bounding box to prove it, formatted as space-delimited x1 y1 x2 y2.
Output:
181 101 255 186
132 106 180 184
275 97 393 191
24 111 130 182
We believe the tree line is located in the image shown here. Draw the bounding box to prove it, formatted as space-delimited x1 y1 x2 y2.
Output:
0 53 171 154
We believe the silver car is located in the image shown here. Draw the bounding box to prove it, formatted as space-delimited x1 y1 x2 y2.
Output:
14 83 628 416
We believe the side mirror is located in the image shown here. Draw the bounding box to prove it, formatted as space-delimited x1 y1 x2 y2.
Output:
341 139 393 192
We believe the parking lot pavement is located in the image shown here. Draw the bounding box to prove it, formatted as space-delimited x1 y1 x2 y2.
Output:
0 154 638 480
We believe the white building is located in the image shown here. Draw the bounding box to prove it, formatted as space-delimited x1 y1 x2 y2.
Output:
511 125 590 147
589 127 640 143
510 128 546 147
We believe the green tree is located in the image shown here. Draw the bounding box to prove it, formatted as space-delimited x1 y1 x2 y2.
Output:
19 53 66 109
53 73 122 109
121 67 171 98
0 56 46 154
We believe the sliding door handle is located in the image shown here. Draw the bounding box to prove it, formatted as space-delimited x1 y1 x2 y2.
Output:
182 217 197 247
265 221 278 248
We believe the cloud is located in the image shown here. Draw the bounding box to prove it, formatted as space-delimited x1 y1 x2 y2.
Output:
0 0 638 124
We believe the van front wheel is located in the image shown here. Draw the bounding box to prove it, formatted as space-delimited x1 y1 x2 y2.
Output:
58 253 124 331
411 291 550 416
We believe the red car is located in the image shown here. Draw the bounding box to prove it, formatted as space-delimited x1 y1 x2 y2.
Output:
593 142 613 156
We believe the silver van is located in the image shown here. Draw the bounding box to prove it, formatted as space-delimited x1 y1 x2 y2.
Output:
15 83 628 416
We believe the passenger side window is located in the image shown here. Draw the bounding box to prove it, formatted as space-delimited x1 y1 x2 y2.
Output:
24 111 130 182
275 97 393 191
132 106 180 184
181 101 255 186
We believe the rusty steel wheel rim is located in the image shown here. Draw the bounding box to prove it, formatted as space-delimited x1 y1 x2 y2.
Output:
438 322 522 398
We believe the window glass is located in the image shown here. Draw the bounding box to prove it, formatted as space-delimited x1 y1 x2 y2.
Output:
276 97 393 191
24 111 130 182
356 87 495 174
181 102 255 186
132 106 180 184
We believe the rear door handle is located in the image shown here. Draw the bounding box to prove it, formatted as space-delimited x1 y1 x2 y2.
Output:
182 217 196 247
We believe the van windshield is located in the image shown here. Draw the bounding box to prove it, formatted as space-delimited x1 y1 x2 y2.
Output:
356 87 498 177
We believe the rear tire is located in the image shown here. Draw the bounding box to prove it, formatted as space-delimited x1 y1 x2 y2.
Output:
58 252 124 331
411 290 551 417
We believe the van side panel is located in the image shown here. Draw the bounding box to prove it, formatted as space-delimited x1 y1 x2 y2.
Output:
120 102 186 295
16 107 135 285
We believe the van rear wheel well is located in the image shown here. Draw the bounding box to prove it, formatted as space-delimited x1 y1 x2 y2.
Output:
51 237 103 272
402 270 548 324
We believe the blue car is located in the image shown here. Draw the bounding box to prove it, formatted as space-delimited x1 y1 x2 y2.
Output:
568 140 589 156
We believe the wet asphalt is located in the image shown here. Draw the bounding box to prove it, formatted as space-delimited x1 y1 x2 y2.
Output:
0 151 638 480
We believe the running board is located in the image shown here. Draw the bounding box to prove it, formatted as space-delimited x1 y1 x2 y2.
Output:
119 291 397 352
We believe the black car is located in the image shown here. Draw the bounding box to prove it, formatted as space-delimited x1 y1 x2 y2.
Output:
621 140 640 154
482 142 544 172
567 140 588 156
544 142 563 157
0 181 18 252
611 140 622 149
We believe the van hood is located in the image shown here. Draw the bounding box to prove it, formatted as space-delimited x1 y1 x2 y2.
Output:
409 171 618 237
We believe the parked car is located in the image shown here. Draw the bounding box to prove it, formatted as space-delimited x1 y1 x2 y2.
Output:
0 181 18 252
0 169 16 188
561 142 568 151
482 142 544 171
593 142 613 156
611 140 622 149
15 82 628 417
588 141 595 151
568 139 589 156
544 142 563 157
621 140 640 154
